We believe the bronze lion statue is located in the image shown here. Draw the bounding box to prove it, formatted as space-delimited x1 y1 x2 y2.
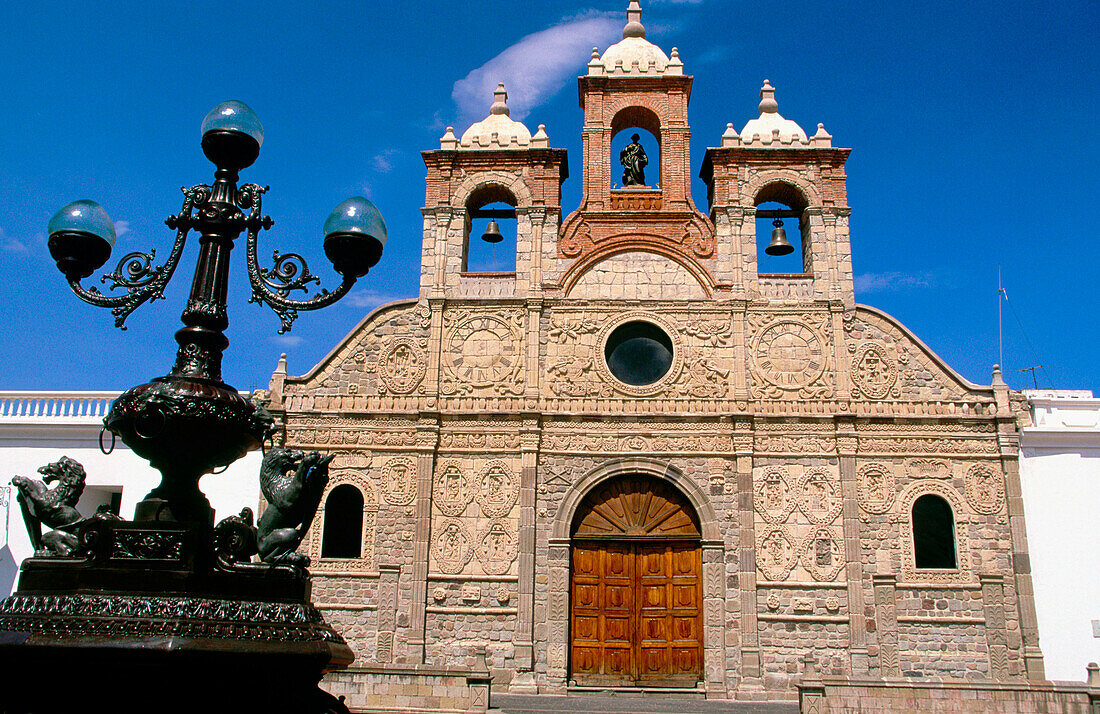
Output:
257 448 333 566
11 456 86 556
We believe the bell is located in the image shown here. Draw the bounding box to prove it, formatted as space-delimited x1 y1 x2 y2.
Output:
765 218 794 256
481 220 503 243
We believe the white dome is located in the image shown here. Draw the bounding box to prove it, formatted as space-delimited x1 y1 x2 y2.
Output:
588 1 682 77
448 84 548 150
739 80 809 145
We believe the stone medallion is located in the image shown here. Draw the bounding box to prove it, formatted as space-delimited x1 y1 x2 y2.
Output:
442 314 523 394
754 466 796 524
431 519 473 575
476 520 519 576
965 463 1005 515
851 342 897 399
433 461 473 517
801 526 844 581
378 337 426 394
381 456 417 506
756 526 797 581
477 460 518 518
797 468 842 524
857 462 895 514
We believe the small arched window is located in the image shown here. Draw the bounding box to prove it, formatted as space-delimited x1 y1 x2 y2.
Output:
464 185 517 274
755 181 810 275
321 484 364 559
912 494 957 569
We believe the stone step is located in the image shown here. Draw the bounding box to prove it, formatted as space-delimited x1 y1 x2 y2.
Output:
489 693 799 714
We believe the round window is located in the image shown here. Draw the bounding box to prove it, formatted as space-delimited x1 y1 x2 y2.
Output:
604 321 674 386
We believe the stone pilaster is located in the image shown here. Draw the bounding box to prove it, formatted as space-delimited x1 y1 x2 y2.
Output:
406 416 439 663
981 574 1010 679
872 573 900 677
836 419 867 674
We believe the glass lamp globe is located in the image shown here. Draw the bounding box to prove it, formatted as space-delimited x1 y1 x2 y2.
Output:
47 199 116 279
323 197 387 278
200 100 264 170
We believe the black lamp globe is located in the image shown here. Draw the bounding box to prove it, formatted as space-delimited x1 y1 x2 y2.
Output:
200 100 264 170
323 196 387 277
47 199 116 279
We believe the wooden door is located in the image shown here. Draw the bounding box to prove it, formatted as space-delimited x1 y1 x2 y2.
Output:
569 476 703 687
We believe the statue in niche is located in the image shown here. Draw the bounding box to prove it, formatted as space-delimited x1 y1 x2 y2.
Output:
619 133 648 186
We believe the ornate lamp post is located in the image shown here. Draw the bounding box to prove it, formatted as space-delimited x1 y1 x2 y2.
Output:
0 101 384 712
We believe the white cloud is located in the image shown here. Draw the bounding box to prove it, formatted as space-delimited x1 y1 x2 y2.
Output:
114 220 130 237
854 271 934 293
452 12 622 126
0 228 30 254
270 334 303 348
371 149 400 174
345 288 409 310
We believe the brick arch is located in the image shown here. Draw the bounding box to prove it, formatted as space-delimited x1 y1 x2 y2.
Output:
560 244 715 298
606 95 668 133
450 171 535 209
610 104 662 141
742 170 822 209
552 457 720 541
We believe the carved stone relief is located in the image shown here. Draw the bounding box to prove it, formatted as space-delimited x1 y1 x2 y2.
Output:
797 468 843 524
476 520 519 575
431 519 473 575
849 342 899 400
801 527 844 581
441 312 525 396
377 336 427 394
433 461 473 517
906 458 950 479
965 463 1005 515
749 315 833 399
677 355 730 398
478 460 519 518
757 527 797 581
754 466 796 524
856 462 895 514
381 456 417 506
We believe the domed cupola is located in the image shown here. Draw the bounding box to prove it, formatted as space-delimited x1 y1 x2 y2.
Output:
440 83 550 150
589 0 683 77
739 80 811 146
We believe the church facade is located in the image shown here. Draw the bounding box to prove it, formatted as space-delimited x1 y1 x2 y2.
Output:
264 2 1047 699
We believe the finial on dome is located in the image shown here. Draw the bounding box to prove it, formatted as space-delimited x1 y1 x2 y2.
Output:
591 47 600 59
623 0 645 39
759 79 778 114
490 83 510 117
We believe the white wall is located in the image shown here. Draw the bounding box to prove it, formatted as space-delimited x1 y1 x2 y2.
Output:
1019 390 1100 682
0 392 261 596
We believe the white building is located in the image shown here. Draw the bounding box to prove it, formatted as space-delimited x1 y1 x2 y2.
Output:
1019 389 1100 681
0 391 262 596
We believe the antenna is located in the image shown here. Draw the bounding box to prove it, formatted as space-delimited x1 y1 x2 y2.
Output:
997 265 1006 370
1018 366 1042 390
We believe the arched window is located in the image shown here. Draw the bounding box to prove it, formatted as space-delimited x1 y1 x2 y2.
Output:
464 185 517 274
321 484 364 559
610 107 661 189
755 182 809 275
912 494 957 569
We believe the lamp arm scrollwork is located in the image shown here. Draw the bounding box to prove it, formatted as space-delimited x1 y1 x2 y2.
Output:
64 185 209 330
241 183 356 334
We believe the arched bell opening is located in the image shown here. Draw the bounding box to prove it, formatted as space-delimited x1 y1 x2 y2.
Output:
464 184 517 273
754 181 810 275
569 474 702 688
610 107 661 190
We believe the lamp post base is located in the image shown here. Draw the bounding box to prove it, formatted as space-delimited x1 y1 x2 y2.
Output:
0 519 352 713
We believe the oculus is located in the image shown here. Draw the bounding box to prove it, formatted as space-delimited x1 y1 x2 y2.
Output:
604 320 674 386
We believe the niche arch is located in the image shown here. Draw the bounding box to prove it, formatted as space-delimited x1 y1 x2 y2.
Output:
309 471 378 571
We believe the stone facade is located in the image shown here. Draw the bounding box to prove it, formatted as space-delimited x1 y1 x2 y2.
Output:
263 3 1049 703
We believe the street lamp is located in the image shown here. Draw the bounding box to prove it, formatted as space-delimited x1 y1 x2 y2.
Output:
46 100 385 524
0 101 380 712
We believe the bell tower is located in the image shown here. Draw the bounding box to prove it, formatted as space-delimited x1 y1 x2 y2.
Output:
553 0 715 297
701 80 853 305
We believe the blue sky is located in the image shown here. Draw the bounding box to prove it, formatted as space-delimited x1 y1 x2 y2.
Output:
1 1 1096 394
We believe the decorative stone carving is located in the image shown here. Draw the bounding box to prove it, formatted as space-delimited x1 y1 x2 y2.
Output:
850 342 898 399
433 461 473 517
857 462 895 514
754 466 795 524
381 456 417 506
432 587 448 603
547 315 601 342
377 337 427 394
495 586 511 604
308 471 377 571
965 463 1005 515
547 357 604 397
757 526 797 581
801 527 844 581
441 313 524 396
766 593 781 611
477 520 519 575
750 317 833 399
431 519 473 575
681 319 733 346
797 468 842 524
906 458 950 479
461 584 481 603
824 596 841 613
478 461 518 517
677 356 730 398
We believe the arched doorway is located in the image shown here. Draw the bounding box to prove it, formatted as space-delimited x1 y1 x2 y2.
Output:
570 475 702 687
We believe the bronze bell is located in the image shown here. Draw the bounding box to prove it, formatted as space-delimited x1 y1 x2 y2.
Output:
765 218 794 256
481 220 503 243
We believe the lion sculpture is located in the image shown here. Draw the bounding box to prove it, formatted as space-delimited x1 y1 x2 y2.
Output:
11 456 86 556
257 448 333 566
